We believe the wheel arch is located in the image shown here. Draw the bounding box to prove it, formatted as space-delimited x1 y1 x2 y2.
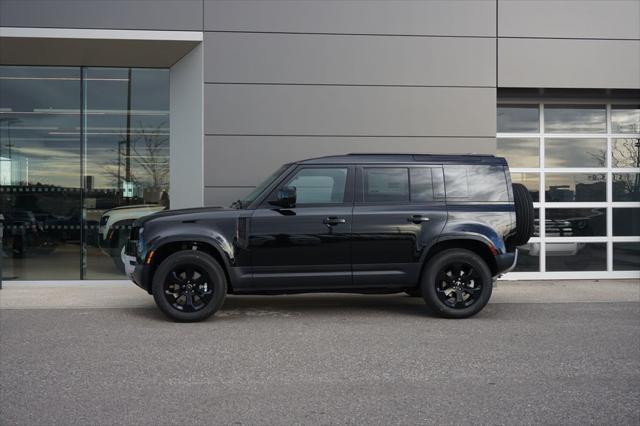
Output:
423 238 498 277
146 238 234 294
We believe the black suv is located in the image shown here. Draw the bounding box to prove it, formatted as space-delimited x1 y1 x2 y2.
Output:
123 154 534 322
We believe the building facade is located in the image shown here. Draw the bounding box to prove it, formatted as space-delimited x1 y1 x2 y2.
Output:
0 0 638 281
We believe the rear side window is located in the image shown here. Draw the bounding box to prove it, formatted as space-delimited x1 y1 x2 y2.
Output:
364 168 409 202
410 168 445 202
444 165 509 202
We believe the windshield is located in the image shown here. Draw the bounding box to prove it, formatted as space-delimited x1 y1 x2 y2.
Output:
231 165 289 208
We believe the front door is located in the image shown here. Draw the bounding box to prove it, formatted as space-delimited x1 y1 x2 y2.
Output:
351 166 448 287
248 165 354 290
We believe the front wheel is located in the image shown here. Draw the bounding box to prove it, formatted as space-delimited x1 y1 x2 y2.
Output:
421 249 492 318
152 250 227 322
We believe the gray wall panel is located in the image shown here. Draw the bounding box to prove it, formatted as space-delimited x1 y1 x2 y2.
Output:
0 0 203 31
204 85 496 136
204 33 495 87
204 136 495 187
204 0 495 37
498 0 640 40
498 38 640 89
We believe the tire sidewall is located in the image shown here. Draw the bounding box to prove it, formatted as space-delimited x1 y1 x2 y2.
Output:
421 249 493 318
152 250 227 322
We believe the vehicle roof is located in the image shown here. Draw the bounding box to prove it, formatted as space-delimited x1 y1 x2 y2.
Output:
298 153 507 165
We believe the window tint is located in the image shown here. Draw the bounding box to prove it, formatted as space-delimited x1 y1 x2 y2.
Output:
444 165 509 202
286 168 348 204
364 168 409 202
410 168 444 202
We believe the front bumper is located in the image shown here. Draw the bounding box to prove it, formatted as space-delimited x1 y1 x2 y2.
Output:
121 247 149 291
495 249 518 277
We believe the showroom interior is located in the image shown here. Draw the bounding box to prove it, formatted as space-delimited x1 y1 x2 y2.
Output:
0 0 638 281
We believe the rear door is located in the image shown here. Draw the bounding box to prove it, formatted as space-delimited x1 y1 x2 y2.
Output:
351 165 447 287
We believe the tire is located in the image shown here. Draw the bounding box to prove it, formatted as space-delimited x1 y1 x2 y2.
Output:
421 248 493 319
152 250 227 322
509 183 535 247
112 242 126 273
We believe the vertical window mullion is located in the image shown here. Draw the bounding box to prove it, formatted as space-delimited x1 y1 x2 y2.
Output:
606 104 614 272
539 103 546 273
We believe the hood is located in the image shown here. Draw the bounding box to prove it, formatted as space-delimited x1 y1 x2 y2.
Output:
135 206 230 226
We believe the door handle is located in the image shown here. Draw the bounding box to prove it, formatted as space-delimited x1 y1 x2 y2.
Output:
407 215 430 224
323 217 346 226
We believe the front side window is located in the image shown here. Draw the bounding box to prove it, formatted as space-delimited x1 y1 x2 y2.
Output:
364 168 409 202
286 167 348 204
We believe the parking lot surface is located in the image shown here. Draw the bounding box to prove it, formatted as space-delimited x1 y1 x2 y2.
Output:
1 281 639 425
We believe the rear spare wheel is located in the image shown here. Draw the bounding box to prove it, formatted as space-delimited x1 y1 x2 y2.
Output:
509 183 535 247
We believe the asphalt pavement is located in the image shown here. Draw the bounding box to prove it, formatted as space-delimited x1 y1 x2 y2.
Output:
1 280 639 425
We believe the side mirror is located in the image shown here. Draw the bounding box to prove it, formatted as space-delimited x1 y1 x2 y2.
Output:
273 186 296 208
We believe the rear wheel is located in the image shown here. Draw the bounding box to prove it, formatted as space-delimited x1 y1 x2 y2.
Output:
421 249 492 318
152 250 227 322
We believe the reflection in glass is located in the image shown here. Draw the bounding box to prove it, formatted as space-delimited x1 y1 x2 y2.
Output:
613 173 640 201
497 105 539 133
546 243 606 271
545 173 606 202
545 138 606 168
1 66 81 280
611 105 640 133
84 68 170 279
613 208 640 236
444 165 508 202
613 243 640 271
545 208 606 237
511 173 539 202
544 105 606 133
514 243 540 272
612 138 640 168
497 138 539 168
364 168 408 203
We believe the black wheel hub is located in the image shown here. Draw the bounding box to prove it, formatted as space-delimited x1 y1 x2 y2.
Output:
435 261 483 309
163 265 214 312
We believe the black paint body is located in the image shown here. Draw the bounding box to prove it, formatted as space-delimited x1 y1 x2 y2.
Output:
127 154 518 294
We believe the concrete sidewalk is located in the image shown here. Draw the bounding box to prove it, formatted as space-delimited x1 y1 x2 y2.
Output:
1 279 638 310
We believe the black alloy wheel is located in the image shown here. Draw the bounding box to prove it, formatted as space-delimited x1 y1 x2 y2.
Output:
164 265 214 312
434 262 483 309
421 248 493 318
152 250 227 322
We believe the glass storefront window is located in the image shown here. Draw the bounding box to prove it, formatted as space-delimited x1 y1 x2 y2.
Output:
0 65 169 281
612 138 640 168
545 173 606 202
546 243 606 271
611 105 640 134
511 173 539 202
545 208 606 237
1 66 82 280
497 105 539 133
613 208 640 236
613 243 640 271
544 105 606 133
545 138 606 168
497 138 539 168
612 173 640 201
